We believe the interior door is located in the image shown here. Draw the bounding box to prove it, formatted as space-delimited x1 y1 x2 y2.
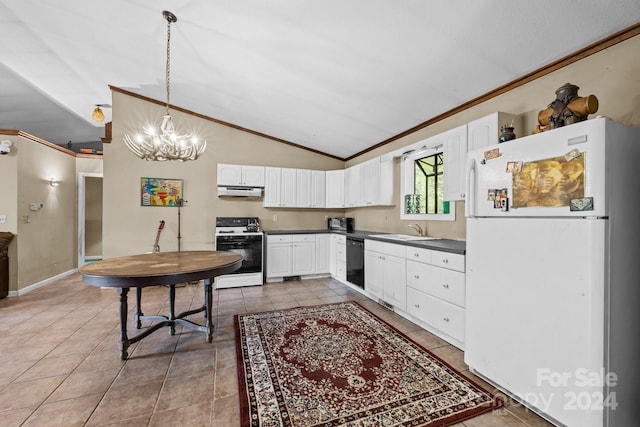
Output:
77 172 103 267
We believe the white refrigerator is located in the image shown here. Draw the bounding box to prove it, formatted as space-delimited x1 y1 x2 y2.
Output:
464 117 640 427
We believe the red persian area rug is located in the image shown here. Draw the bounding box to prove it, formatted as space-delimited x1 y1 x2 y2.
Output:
235 302 502 426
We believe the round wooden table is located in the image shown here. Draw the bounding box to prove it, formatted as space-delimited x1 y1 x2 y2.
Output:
79 251 242 359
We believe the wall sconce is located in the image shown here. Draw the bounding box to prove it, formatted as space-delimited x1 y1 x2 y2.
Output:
49 178 60 187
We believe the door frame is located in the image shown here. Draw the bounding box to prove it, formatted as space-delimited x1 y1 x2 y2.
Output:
77 172 103 267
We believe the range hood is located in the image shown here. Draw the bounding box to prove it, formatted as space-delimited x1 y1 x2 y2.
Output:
217 186 263 197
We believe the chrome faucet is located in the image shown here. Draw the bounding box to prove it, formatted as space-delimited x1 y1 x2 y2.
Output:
407 224 425 237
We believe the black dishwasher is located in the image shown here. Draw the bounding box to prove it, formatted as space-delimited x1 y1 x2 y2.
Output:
346 236 365 289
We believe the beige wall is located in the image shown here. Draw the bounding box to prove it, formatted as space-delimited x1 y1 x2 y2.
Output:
107 34 640 249
0 132 104 292
347 34 640 239
104 92 345 258
16 136 76 289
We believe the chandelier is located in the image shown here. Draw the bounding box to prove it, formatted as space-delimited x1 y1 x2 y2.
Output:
124 10 206 161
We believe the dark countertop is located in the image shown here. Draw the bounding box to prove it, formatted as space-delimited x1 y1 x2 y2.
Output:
263 229 466 255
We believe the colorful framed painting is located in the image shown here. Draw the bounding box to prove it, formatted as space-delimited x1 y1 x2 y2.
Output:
140 177 183 207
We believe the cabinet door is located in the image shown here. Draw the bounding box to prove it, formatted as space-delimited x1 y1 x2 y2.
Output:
329 235 337 276
217 164 242 186
311 170 326 208
336 242 346 281
292 242 315 275
281 168 297 207
364 250 383 299
267 243 292 277
467 112 523 152
382 254 406 310
296 169 311 207
443 124 468 201
325 170 345 208
315 234 330 274
345 164 361 207
263 167 281 207
242 166 265 187
379 156 394 205
360 157 381 206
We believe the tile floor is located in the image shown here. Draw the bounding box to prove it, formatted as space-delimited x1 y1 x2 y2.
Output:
0 274 554 426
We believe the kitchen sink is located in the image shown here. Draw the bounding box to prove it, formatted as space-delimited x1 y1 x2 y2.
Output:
370 234 439 241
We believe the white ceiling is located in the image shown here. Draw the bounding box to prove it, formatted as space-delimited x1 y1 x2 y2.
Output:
1 1 639 158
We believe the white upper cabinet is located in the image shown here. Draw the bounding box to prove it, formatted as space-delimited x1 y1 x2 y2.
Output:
345 164 361 207
360 157 381 206
297 169 326 208
281 168 297 207
264 167 296 207
217 164 265 187
442 124 468 202
310 170 326 208
325 169 345 208
467 112 523 152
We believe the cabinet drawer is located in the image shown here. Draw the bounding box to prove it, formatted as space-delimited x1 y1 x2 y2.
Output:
407 288 465 342
293 234 316 243
406 246 432 264
406 261 465 307
336 243 346 259
268 234 292 243
431 251 465 272
336 259 346 281
365 240 405 257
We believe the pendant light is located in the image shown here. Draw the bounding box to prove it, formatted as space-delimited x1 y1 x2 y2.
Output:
124 10 206 161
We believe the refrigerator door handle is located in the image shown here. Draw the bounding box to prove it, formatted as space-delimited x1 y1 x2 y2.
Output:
465 157 476 218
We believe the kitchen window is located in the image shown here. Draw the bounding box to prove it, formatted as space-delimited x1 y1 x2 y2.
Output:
400 144 455 221
414 152 444 214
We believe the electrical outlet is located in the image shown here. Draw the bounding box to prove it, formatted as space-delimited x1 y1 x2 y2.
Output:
23 215 30 223
0 215 6 224
272 214 277 222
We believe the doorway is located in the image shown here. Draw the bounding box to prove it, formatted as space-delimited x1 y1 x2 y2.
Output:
78 172 103 267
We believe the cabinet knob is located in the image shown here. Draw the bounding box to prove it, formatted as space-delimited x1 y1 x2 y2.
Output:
442 258 449 264
414 275 419 279
414 252 419 257
414 304 420 308
442 283 449 289
443 317 450 322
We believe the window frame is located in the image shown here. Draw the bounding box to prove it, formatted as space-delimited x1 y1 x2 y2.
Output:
400 145 456 221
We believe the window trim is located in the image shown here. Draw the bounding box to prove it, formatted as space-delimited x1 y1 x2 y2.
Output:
400 145 456 221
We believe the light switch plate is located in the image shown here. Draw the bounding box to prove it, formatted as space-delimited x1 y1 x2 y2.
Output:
0 214 6 223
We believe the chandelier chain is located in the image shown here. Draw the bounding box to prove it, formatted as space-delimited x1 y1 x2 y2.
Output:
165 15 171 114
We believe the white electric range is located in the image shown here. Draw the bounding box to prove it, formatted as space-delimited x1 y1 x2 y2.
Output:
214 217 263 288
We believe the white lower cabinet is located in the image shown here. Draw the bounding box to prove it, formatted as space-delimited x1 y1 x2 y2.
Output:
292 236 315 276
266 235 294 277
364 240 406 310
329 234 347 282
315 234 330 274
406 288 465 343
405 248 466 349
267 234 332 281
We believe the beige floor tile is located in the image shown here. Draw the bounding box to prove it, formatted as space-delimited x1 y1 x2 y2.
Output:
47 367 121 402
0 375 66 411
17 353 86 381
0 274 554 427
0 406 37 427
22 393 103 427
149 402 212 426
85 380 163 426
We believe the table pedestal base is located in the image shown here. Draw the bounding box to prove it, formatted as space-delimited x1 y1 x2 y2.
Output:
117 278 214 360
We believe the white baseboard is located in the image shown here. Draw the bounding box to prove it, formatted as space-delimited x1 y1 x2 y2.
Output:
8 269 77 297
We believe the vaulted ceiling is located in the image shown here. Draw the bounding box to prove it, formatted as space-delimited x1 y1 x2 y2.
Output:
1 1 639 158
